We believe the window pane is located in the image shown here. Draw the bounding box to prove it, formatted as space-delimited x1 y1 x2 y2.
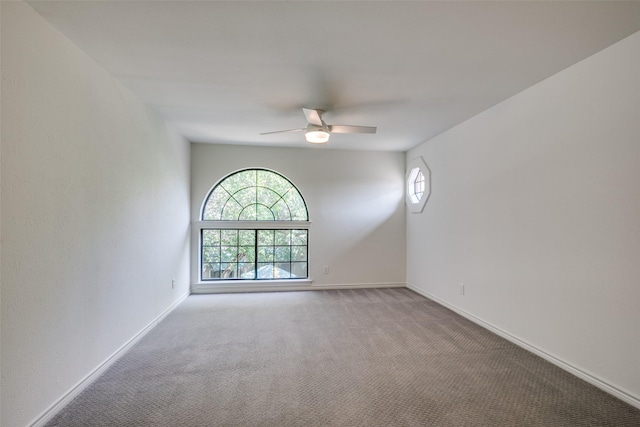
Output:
220 198 242 220
221 230 238 246
275 246 291 261
283 189 308 220
256 263 275 279
221 246 238 262
238 263 255 279
291 230 308 245
202 230 220 246
256 204 275 221
257 230 274 246
238 204 258 221
222 170 256 195
271 199 292 220
292 246 307 261
203 189 230 220
237 246 253 262
202 262 221 279
239 230 255 245
234 186 256 207
202 247 220 264
414 170 425 200
257 187 280 208
274 230 290 245
219 262 237 278
276 262 295 277
257 170 290 195
257 246 274 262
291 262 307 277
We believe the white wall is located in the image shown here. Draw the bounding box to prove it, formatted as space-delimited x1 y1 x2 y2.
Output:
1 3 190 426
407 31 640 404
191 143 406 288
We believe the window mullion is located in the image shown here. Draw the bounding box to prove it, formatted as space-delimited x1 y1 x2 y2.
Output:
272 229 276 278
254 229 258 280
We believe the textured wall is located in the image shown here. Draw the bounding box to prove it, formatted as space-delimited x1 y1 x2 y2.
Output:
1 3 190 426
191 144 406 288
407 31 640 403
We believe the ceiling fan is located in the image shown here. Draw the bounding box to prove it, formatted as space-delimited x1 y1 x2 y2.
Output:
260 108 376 144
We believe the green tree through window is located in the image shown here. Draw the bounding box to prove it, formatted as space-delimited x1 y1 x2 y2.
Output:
201 169 309 280
203 169 307 221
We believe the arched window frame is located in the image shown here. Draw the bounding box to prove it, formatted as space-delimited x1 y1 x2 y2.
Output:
194 168 311 287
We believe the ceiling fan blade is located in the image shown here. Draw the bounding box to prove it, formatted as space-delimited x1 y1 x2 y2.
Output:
329 125 377 134
259 128 305 135
303 108 324 126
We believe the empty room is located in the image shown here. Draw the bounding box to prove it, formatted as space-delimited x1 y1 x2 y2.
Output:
2 1 640 426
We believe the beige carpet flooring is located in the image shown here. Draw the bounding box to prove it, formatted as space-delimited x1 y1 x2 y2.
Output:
46 288 640 426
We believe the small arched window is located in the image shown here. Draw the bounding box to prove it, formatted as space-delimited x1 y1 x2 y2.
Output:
200 169 309 281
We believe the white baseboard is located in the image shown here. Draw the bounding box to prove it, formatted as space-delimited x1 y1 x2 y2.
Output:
406 283 640 410
192 281 406 294
29 292 190 427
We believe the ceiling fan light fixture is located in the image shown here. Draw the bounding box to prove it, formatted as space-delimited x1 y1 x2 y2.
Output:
305 130 330 144
261 108 375 143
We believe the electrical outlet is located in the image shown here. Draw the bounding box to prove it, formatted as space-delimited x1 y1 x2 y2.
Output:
322 265 329 274
459 283 465 295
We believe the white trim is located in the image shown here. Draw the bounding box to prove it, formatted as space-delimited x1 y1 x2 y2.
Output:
28 292 190 427
192 281 406 294
406 283 640 410
194 220 311 229
192 279 312 293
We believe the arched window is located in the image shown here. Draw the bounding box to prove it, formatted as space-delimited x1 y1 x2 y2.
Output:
200 169 309 281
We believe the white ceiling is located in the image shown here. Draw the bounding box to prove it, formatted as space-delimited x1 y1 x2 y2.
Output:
27 1 640 151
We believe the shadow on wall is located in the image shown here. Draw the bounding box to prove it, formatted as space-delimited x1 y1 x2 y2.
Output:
314 182 406 282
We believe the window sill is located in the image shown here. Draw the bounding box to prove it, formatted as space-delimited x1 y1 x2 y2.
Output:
191 279 313 294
